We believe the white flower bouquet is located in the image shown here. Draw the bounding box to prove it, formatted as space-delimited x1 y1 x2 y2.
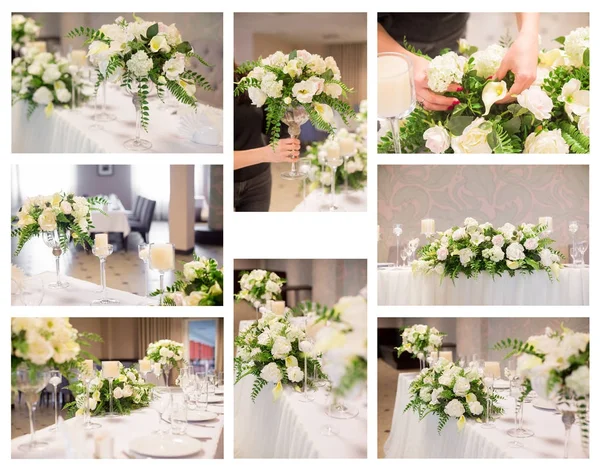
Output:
234 313 325 402
405 358 503 432
11 317 102 378
396 324 446 361
234 50 355 144
414 218 563 280
495 325 589 450
11 192 107 256
65 364 153 417
67 15 212 131
151 255 224 306
145 339 184 370
235 270 285 307
11 14 41 52
379 27 589 154
11 51 94 118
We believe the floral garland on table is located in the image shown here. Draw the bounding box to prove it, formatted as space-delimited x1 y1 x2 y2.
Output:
11 317 102 378
235 270 285 307
494 325 589 450
396 324 446 361
234 312 326 402
65 364 153 417
67 15 212 131
12 15 41 52
413 218 564 281
234 50 355 145
378 27 589 154
151 256 224 306
405 358 503 433
11 192 107 256
11 52 94 118
302 128 368 194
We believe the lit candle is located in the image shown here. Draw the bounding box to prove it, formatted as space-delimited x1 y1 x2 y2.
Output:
378 54 412 118
421 218 435 235
271 300 285 315
29 41 47 53
150 243 175 271
484 361 501 378
325 141 341 159
439 351 453 362
71 49 87 67
82 359 94 377
539 217 553 232
338 136 356 156
102 361 120 379
139 359 152 373
95 233 108 248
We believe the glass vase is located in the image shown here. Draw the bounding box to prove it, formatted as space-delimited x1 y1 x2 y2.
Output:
42 230 70 289
91 244 119 305
13 367 50 452
124 91 152 151
280 106 309 180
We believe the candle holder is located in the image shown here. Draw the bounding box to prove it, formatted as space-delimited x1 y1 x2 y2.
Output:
280 106 309 180
91 244 119 306
42 230 70 289
321 153 345 212
340 147 356 196
138 243 150 298
149 243 175 306
298 157 312 209
13 367 50 452
392 224 403 267
48 370 62 431
102 362 119 418
68 65 80 113
298 353 315 403
79 369 101 430
95 81 116 122
326 396 359 419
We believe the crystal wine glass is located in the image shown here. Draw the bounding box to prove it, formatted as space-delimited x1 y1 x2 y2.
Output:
48 370 62 431
91 244 119 305
150 388 171 435
392 224 403 267
577 240 588 265
400 247 409 267
298 157 312 210
95 81 116 122
13 367 50 451
42 230 70 289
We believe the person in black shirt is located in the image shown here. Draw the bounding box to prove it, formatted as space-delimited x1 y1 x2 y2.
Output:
378 13 539 111
234 66 300 212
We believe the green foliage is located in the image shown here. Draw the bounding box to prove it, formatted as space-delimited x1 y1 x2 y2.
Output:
559 122 590 153
66 26 109 44
251 377 268 403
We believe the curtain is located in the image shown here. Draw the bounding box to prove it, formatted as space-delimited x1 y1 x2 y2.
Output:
326 43 367 109
215 318 224 373
131 164 171 220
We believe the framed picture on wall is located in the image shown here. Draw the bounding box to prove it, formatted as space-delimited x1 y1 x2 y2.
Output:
97 165 114 176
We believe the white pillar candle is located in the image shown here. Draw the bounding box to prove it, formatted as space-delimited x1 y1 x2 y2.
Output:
30 41 47 53
139 359 152 373
378 54 413 118
271 300 286 315
102 361 120 378
421 218 435 235
338 137 356 156
439 351 453 362
539 217 553 232
82 359 94 376
150 243 175 271
95 233 108 248
71 49 87 67
326 141 341 159
484 361 501 378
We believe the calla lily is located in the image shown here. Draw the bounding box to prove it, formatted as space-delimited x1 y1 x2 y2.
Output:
314 102 334 124
285 356 298 368
538 48 567 68
482 81 507 116
457 415 466 431
272 381 283 401
506 260 520 270
44 102 54 118
551 262 561 280
558 78 590 120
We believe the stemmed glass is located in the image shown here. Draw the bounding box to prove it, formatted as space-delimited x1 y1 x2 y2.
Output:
407 239 419 263
577 240 588 265
298 157 312 209
392 224 403 267
552 392 579 459
195 373 209 411
95 81 116 123
400 247 409 267
508 377 525 448
569 247 580 266
482 367 496 429
323 144 345 212
48 370 62 431
91 244 119 305
79 362 101 430
101 361 119 417
89 68 104 130
68 63 80 113
150 388 171 435
338 134 356 195
568 220 579 254
320 380 339 437
20 278 44 306
206 369 217 395
149 243 175 306
42 230 70 289
138 359 152 380
138 243 150 298
377 52 416 153
124 80 152 151
299 341 315 403
13 367 50 451
280 106 309 180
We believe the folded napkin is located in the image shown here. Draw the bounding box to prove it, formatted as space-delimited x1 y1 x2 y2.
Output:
178 107 221 146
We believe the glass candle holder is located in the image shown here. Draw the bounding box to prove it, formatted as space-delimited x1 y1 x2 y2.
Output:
95 81 116 122
138 243 150 297
323 151 345 212
42 230 70 289
13 367 50 452
101 361 119 418
91 244 119 305
48 370 62 431
149 243 175 306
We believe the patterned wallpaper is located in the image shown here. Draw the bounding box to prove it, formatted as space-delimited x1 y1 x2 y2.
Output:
378 165 589 261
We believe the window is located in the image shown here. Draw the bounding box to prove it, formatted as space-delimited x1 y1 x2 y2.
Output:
185 319 217 374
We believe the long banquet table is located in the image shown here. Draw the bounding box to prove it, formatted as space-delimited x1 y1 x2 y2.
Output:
384 373 586 459
378 267 589 305
293 188 367 212
11 391 224 459
12 86 223 153
12 272 149 306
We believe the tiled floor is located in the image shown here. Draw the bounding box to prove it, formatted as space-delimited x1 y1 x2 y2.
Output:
269 162 304 212
12 397 69 439
11 221 223 295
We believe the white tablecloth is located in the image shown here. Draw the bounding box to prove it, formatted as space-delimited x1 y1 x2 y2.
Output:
378 267 589 305
11 392 224 459
12 87 223 153
385 373 586 459
12 272 148 306
91 208 131 237
293 188 367 212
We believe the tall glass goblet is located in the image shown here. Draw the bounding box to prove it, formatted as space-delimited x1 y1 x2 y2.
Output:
89 68 104 130
138 243 150 297
338 133 356 195
577 240 588 265
79 362 101 430
508 378 525 448
149 243 175 306
101 361 119 418
13 367 50 451
482 370 496 429
48 370 62 431
91 244 119 305
323 144 345 212
568 220 579 253
377 52 416 154
280 106 309 180
95 81 116 122
42 230 70 289
392 224 403 267
124 80 152 151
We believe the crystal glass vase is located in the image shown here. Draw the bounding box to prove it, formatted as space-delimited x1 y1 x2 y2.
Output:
13 367 50 452
280 106 309 180
124 81 152 151
42 230 70 289
91 244 119 305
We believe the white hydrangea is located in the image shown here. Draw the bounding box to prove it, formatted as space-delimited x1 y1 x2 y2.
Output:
564 27 589 67
427 52 466 93
126 50 153 78
471 44 506 78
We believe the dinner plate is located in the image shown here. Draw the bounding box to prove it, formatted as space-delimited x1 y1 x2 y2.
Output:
129 434 203 458
532 398 556 411
186 410 218 422
214 387 224 395
207 395 223 404
378 263 394 269
493 379 510 389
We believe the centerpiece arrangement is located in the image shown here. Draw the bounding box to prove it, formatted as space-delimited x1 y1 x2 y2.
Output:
145 339 184 387
404 358 503 432
234 312 325 402
235 50 355 179
150 255 224 306
235 269 285 308
65 364 153 417
495 325 589 454
396 324 445 369
67 15 212 150
413 218 563 280
11 14 41 53
379 26 589 154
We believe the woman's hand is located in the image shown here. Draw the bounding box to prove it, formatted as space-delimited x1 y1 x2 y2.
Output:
268 138 301 162
493 31 539 103
412 54 462 111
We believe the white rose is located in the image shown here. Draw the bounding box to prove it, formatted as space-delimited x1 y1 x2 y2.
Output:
444 398 466 418
122 385 133 397
162 53 185 81
458 248 474 266
42 65 62 84
59 201 72 215
38 208 57 231
498 223 516 239
286 366 304 383
261 51 287 68
27 62 43 76
423 126 451 153
32 86 54 105
468 400 483 415
451 118 493 154
260 362 282 383
299 340 313 354
113 386 124 399
578 113 589 137
452 227 467 241
524 130 569 154
491 234 505 247
453 376 470 396
183 260 204 281
489 246 505 263
517 86 553 121
271 337 292 359
524 237 539 250
56 88 71 103
506 242 525 261
248 87 267 107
